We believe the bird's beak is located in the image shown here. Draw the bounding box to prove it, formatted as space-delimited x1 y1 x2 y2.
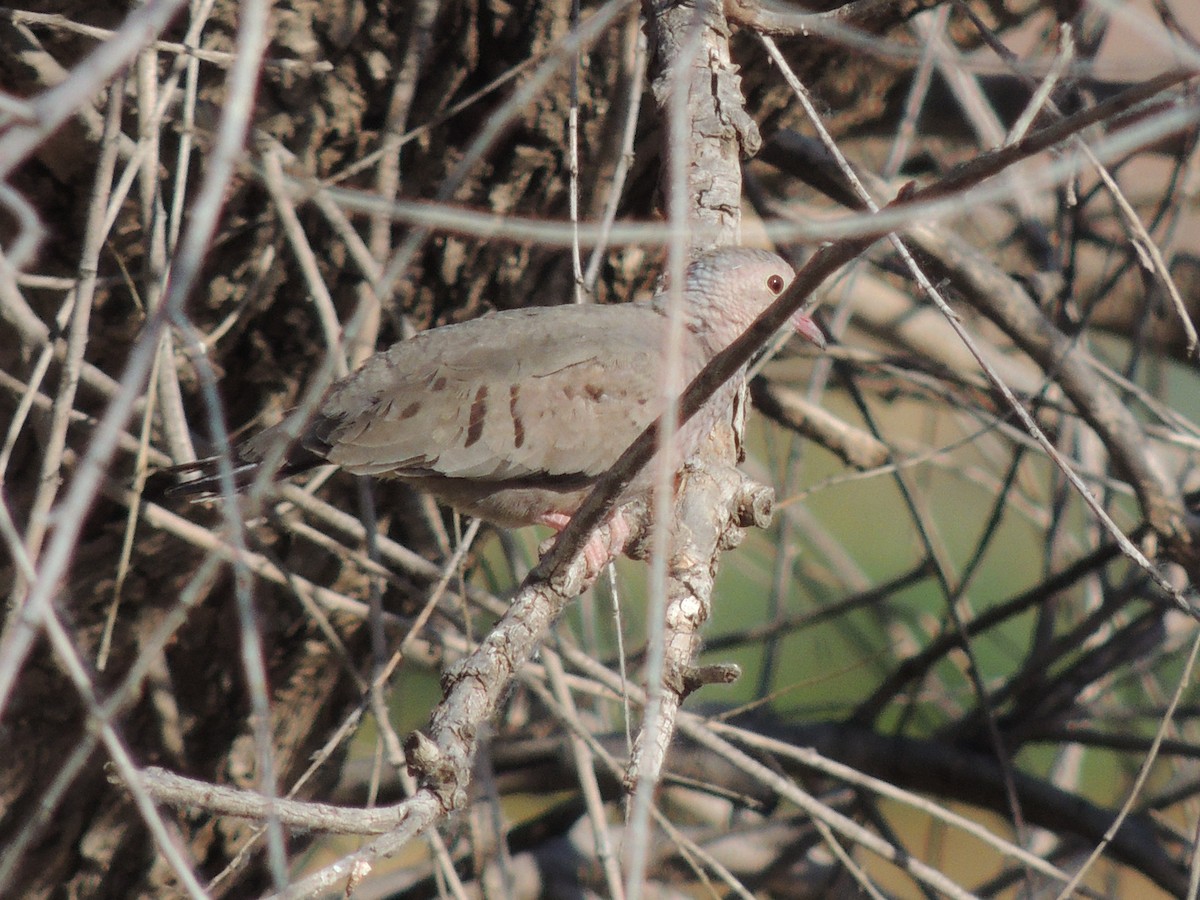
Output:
789 311 826 350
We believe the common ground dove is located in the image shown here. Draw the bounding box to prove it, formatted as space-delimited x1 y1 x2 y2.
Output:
168 247 825 553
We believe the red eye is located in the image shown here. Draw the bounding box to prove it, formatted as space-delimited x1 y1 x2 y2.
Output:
767 274 785 294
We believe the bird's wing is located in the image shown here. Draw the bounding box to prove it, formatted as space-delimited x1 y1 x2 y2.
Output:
307 304 686 483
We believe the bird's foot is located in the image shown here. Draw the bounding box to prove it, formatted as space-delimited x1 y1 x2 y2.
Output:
538 509 631 578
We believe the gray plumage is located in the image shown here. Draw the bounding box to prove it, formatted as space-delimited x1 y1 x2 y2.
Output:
168 247 824 528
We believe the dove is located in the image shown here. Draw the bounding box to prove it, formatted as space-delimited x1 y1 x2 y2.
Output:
167 247 825 563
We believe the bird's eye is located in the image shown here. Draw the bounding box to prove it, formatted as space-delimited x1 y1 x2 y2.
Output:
767 274 785 294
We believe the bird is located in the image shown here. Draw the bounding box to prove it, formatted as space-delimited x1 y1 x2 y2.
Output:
166 247 825 563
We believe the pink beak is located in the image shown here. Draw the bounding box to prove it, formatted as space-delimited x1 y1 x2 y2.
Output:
789 311 826 350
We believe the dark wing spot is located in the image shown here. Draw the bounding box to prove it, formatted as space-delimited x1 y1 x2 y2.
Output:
509 385 525 449
464 384 488 448
431 375 448 391
399 401 421 420
584 384 605 402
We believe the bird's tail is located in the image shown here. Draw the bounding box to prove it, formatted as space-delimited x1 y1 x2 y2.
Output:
162 455 267 500
160 433 326 500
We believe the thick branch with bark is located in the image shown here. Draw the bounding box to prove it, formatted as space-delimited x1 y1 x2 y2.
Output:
5 2 1200 897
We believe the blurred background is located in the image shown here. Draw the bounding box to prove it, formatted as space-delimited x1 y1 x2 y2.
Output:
2 0 1200 896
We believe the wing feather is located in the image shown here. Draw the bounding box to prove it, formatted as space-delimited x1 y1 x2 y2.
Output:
306 303 689 483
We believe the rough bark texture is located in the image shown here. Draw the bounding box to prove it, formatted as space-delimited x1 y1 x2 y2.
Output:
3 0 1200 897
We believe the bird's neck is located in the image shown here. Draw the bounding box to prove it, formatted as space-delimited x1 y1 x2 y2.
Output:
647 294 748 356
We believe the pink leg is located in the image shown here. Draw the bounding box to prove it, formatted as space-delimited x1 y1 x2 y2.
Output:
538 510 631 574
